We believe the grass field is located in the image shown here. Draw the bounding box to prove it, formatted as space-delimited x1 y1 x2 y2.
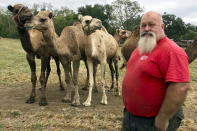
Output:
0 38 197 130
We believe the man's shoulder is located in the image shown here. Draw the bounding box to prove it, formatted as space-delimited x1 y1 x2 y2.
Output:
159 37 186 56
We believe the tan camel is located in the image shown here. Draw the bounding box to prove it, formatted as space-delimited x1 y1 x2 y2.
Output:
8 4 63 106
120 25 140 68
79 15 120 106
114 29 131 45
25 11 84 106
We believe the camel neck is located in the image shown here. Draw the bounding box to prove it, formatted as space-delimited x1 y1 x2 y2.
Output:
18 28 33 53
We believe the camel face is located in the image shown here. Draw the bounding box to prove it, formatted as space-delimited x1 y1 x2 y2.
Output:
25 11 53 31
117 29 131 39
8 4 33 25
79 15 102 35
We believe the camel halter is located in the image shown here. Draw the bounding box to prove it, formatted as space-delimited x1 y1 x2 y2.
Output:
12 5 25 29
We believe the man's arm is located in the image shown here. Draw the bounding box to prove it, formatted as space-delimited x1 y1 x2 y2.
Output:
155 82 190 131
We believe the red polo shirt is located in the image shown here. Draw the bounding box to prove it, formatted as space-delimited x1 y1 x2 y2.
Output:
122 36 190 117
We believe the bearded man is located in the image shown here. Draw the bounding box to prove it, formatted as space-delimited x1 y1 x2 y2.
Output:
122 11 190 131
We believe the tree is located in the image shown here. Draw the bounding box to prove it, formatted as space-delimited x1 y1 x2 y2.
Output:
53 8 77 35
78 4 115 34
162 12 187 41
111 0 143 31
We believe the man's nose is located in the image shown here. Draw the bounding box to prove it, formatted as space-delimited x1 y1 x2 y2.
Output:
145 25 150 31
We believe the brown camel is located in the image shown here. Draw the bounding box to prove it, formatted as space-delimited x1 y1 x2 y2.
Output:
79 15 120 106
120 25 140 68
8 4 64 106
25 11 85 106
185 37 197 64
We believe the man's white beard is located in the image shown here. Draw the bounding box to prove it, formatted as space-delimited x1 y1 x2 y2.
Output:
138 32 157 54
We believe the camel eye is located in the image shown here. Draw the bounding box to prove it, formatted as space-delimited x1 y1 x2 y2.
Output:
85 20 90 24
14 9 19 14
40 18 46 22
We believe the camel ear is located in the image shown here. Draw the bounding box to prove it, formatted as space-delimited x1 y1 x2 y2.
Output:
7 5 14 12
48 12 54 19
116 29 120 33
78 14 83 21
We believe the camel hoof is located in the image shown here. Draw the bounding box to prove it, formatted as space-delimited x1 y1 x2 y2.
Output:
39 98 48 106
62 98 71 103
26 97 35 104
83 102 91 107
100 102 107 105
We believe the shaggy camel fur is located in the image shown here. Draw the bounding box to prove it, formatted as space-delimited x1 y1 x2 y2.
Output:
79 15 120 106
121 25 140 68
25 11 84 106
8 4 63 106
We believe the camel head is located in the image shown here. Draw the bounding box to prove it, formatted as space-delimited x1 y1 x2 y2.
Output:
25 11 54 32
78 15 102 35
116 29 131 39
8 4 33 29
185 38 197 63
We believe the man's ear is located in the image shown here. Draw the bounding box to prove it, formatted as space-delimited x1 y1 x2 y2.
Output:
7 5 14 12
49 12 54 19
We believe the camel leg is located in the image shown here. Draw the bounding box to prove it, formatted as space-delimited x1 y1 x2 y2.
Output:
100 61 107 105
39 57 49 106
93 63 98 93
71 57 80 106
60 57 72 103
53 56 64 91
114 59 120 96
83 58 94 106
82 59 89 90
108 59 115 91
44 57 51 88
26 53 37 104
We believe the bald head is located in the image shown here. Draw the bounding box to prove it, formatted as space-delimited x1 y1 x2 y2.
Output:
140 11 165 42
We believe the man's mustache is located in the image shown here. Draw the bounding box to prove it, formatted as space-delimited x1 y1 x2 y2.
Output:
141 32 154 37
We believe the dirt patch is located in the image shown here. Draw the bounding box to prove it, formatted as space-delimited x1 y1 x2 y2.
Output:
0 82 196 130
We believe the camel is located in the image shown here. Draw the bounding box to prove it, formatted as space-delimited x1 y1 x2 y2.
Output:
185 37 197 64
25 11 85 106
8 4 64 106
78 15 120 106
120 25 140 68
73 21 120 92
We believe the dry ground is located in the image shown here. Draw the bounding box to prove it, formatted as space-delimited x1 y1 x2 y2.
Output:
0 38 197 130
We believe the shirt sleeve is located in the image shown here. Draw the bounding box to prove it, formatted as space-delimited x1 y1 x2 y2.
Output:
160 51 190 83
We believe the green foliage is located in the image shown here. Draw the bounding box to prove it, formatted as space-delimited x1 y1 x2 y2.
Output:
111 0 143 31
78 4 115 34
162 12 187 41
53 8 78 35
0 9 18 38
